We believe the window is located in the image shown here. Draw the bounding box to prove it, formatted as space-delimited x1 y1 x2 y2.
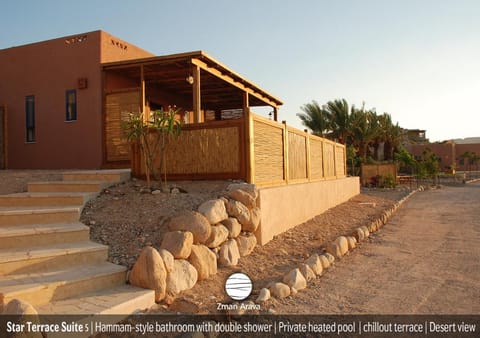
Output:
66 89 77 121
25 95 35 142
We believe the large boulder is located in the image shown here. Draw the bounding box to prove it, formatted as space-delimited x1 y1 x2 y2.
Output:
167 210 211 244
166 259 198 295
159 249 174 273
160 231 193 259
226 200 250 225
3 299 38 315
318 254 331 269
242 207 261 232
198 199 228 225
353 227 366 242
360 226 370 238
227 183 258 201
346 236 357 250
256 288 271 303
298 263 316 281
3 299 43 338
218 239 240 267
283 268 307 290
204 224 229 249
269 282 291 299
188 244 217 280
128 246 167 302
235 233 257 257
326 236 349 258
324 253 335 264
221 217 242 238
227 189 256 209
305 254 323 276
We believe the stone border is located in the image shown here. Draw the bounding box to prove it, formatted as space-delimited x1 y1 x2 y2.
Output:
253 186 423 306
128 184 424 312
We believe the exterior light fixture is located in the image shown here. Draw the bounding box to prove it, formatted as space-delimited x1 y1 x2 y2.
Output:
186 75 194 85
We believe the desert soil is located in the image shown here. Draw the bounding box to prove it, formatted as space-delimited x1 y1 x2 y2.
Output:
0 170 409 314
269 182 480 314
6 171 475 315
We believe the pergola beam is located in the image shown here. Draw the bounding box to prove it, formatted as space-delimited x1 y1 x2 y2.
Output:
191 58 279 110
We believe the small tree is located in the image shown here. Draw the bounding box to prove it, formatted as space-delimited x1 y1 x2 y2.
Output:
123 106 181 189
155 107 182 188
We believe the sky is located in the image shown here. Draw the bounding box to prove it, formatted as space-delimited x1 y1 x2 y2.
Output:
1 0 479 142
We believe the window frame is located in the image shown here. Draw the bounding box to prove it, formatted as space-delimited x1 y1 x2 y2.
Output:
65 89 77 122
25 95 35 143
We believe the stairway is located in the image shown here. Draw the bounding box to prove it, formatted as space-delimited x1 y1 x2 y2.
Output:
0 169 154 314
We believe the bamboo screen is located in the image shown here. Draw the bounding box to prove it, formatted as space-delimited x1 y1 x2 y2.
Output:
163 125 241 175
253 119 285 185
309 137 324 179
322 142 336 178
288 131 308 180
335 145 346 177
105 91 140 162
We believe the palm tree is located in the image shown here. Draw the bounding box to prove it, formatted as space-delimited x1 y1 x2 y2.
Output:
325 99 351 144
297 100 331 137
375 113 402 161
350 105 379 162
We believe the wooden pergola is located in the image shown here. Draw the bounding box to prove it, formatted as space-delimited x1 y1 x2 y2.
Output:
102 51 283 123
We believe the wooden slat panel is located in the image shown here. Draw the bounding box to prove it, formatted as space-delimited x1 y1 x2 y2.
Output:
164 125 241 174
105 91 140 162
253 119 285 184
335 145 346 177
310 138 324 179
288 131 307 180
323 142 335 178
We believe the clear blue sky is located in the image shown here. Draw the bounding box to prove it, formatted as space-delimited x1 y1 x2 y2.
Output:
2 0 479 141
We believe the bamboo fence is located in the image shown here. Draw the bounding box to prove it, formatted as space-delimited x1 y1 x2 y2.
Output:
248 113 346 187
131 111 347 186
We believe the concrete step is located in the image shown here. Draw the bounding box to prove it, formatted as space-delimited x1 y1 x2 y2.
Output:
36 284 154 315
0 206 81 226
63 169 131 183
27 181 111 193
0 241 108 276
0 192 96 208
0 263 127 309
0 222 90 249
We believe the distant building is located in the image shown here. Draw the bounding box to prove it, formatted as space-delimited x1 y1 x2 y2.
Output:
402 129 429 146
405 132 480 172
406 141 456 172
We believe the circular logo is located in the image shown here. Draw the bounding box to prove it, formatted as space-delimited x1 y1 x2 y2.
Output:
225 272 253 300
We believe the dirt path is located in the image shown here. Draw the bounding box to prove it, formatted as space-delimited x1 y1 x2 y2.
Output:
272 183 480 314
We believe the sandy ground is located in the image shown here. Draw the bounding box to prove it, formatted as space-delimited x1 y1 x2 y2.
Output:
269 183 480 314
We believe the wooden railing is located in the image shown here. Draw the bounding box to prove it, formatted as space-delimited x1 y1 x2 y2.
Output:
131 111 346 187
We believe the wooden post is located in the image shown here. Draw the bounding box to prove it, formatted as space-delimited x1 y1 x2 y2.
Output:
333 144 338 178
192 65 201 123
321 140 326 179
282 120 289 184
305 132 311 181
140 65 146 122
273 107 278 122
244 92 255 183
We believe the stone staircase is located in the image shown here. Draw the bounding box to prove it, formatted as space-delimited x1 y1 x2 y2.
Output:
0 169 154 314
